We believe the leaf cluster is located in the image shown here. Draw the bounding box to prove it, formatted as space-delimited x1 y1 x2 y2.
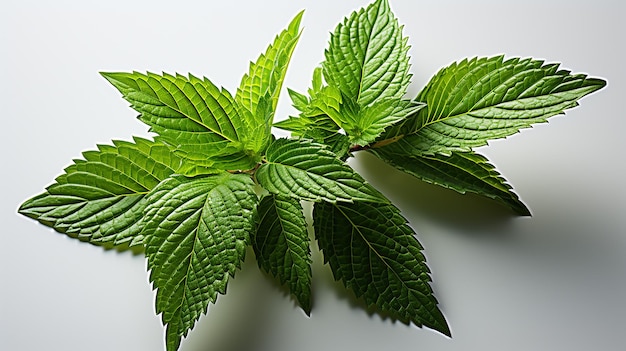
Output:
18 0 605 350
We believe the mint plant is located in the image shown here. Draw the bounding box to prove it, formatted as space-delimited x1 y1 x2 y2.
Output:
18 0 606 350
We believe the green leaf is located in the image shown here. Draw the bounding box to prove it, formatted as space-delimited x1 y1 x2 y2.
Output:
287 88 309 113
101 71 257 172
371 147 530 215
256 138 385 203
347 98 425 146
236 11 303 126
323 0 410 107
253 194 312 314
319 0 414 145
143 173 258 351
274 78 342 143
314 200 450 336
275 68 351 158
18 137 181 247
401 56 607 154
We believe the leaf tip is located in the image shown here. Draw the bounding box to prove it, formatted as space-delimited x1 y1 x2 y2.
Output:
515 204 532 217
98 71 116 82
99 71 133 92
424 306 452 338
300 298 312 317
437 319 452 338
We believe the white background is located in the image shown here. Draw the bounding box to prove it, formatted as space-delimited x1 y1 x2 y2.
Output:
2 0 624 350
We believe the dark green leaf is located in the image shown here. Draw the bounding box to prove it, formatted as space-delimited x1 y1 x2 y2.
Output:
371 147 530 215
314 200 450 336
253 194 312 314
143 173 258 351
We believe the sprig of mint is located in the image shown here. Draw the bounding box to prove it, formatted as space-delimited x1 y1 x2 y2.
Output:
17 0 606 350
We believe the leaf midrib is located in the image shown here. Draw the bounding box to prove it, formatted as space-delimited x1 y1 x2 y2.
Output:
168 187 208 334
138 78 239 144
334 204 429 302
413 85 595 135
355 2 382 105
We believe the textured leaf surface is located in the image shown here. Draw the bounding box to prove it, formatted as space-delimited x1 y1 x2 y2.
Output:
324 0 410 107
348 99 424 146
237 11 303 126
314 200 450 336
401 56 606 154
256 138 385 203
371 147 530 215
274 67 355 156
101 72 257 172
143 173 258 351
19 137 181 247
253 194 312 314
321 0 412 145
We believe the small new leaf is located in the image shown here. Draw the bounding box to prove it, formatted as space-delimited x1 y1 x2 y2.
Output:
348 98 424 146
19 137 182 247
398 56 607 154
256 138 386 203
274 68 345 152
314 200 450 336
253 194 312 314
275 68 352 157
143 173 258 351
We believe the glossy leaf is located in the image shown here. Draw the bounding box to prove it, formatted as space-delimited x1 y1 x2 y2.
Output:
399 56 607 154
314 200 450 336
143 173 258 351
324 0 410 106
347 99 424 146
101 71 257 172
256 138 385 203
321 0 412 145
274 69 341 138
19 137 181 247
253 194 312 314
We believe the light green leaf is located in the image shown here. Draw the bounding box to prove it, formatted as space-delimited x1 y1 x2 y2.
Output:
276 73 350 157
253 194 312 314
320 0 413 145
314 200 450 336
371 147 530 215
307 85 345 128
256 138 385 203
401 56 607 154
347 98 424 146
274 70 342 142
143 173 258 351
101 71 258 172
18 137 181 247
323 0 410 107
287 88 309 113
237 11 303 127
